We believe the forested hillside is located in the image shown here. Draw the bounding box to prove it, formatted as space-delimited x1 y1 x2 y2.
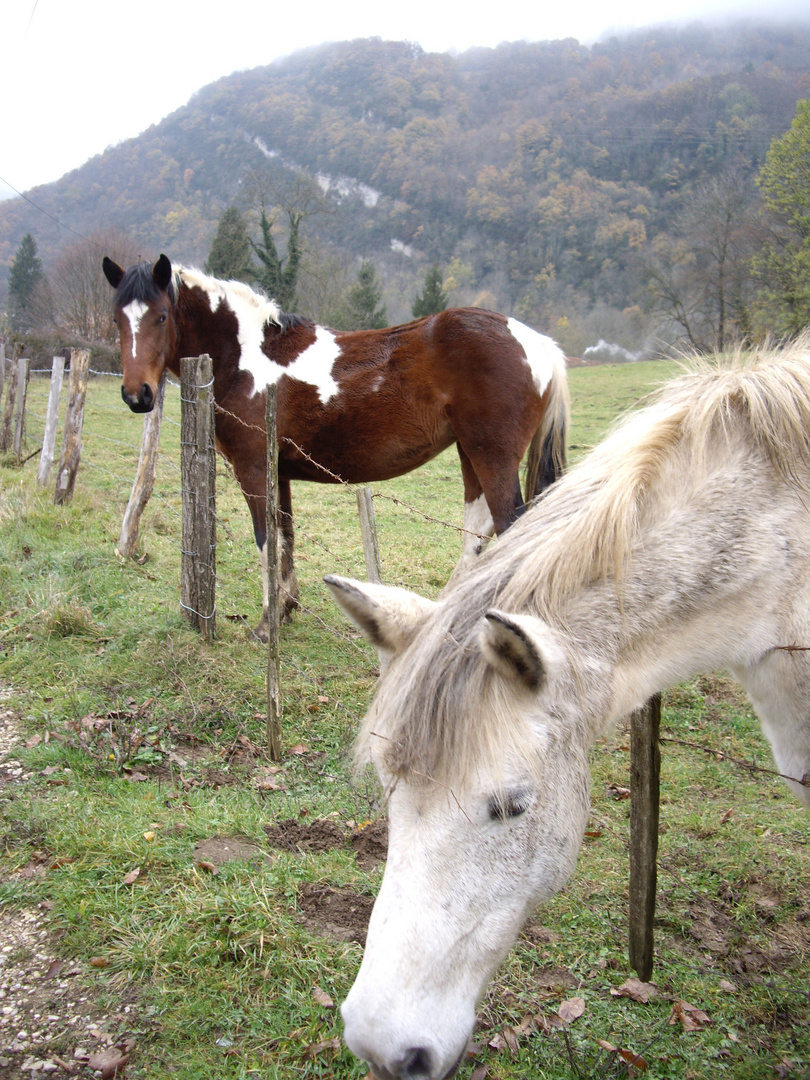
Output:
1 21 808 352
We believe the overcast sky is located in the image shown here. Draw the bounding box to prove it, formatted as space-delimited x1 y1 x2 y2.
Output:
1 0 807 202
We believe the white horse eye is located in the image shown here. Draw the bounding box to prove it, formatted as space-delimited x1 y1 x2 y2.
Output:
488 792 531 822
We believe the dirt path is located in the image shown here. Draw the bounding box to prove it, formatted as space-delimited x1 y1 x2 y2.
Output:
0 706 140 1079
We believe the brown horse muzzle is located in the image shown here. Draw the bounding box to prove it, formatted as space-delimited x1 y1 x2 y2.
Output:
122 383 155 413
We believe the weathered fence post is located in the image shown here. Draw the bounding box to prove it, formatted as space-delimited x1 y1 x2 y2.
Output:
118 372 166 556
54 348 90 505
0 343 22 453
37 356 66 486
356 486 382 584
628 692 661 981
11 355 30 462
265 382 282 760
180 355 216 641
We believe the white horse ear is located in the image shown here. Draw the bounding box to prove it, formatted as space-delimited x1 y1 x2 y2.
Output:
324 575 439 656
481 610 562 692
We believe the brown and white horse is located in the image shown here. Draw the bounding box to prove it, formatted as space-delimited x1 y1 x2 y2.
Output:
103 254 569 639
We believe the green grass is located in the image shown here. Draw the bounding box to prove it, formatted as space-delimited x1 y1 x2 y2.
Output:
1 362 809 1079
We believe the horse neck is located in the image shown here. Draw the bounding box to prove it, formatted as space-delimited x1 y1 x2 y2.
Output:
169 284 239 399
571 453 789 728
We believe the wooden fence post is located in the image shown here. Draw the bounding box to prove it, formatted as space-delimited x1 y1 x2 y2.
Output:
180 356 216 641
628 692 661 981
54 349 90 505
0 343 22 453
37 356 66 486
265 382 282 760
11 355 30 462
118 372 166 556
356 486 382 584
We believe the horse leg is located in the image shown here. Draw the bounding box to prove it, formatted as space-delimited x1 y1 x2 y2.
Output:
448 446 523 583
733 655 810 808
251 479 300 641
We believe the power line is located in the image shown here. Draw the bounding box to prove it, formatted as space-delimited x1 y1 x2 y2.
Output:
0 172 92 243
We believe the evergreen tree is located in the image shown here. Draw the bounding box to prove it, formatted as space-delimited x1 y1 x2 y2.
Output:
250 207 301 310
8 233 44 332
343 261 388 330
205 207 253 281
412 264 449 317
754 99 810 334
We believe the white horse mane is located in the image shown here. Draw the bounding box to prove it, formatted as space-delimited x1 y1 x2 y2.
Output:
359 336 810 787
176 266 283 329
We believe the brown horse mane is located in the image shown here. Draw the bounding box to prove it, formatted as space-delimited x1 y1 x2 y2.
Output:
358 336 810 789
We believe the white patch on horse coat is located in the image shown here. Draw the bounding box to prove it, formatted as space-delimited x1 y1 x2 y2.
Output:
121 299 149 358
506 317 561 396
461 493 495 562
283 326 341 403
179 266 340 404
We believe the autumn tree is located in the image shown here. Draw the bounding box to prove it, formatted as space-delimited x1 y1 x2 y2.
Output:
646 166 760 350
205 207 253 281
8 233 44 332
47 229 141 341
412 264 448 317
754 99 810 334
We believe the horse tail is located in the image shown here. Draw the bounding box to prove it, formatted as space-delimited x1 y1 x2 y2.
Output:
524 349 570 503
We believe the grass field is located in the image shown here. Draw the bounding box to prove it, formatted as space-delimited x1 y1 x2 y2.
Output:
0 359 808 1080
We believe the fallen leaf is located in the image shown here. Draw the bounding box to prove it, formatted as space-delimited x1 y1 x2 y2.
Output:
256 776 285 791
87 1048 130 1078
608 784 631 800
597 1038 618 1052
89 956 109 969
312 986 335 1008
501 1026 520 1055
610 978 657 1003
719 808 734 824
303 1037 341 1058
719 978 737 993
618 1046 648 1071
142 830 156 842
289 743 310 755
470 1067 489 1080
122 867 141 885
196 860 218 875
669 999 712 1031
558 996 586 1023
44 959 66 980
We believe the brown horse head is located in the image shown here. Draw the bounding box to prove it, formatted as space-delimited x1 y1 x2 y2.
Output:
103 254 176 413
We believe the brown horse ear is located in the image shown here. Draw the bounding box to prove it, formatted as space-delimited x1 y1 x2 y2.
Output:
102 256 124 289
153 254 173 291
324 575 438 657
481 610 562 693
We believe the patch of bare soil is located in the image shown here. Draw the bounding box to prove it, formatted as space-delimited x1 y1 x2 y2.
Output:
670 874 810 982
192 836 269 868
297 885 374 946
263 818 387 944
264 817 388 872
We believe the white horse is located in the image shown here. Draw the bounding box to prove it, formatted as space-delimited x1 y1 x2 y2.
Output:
326 339 810 1080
